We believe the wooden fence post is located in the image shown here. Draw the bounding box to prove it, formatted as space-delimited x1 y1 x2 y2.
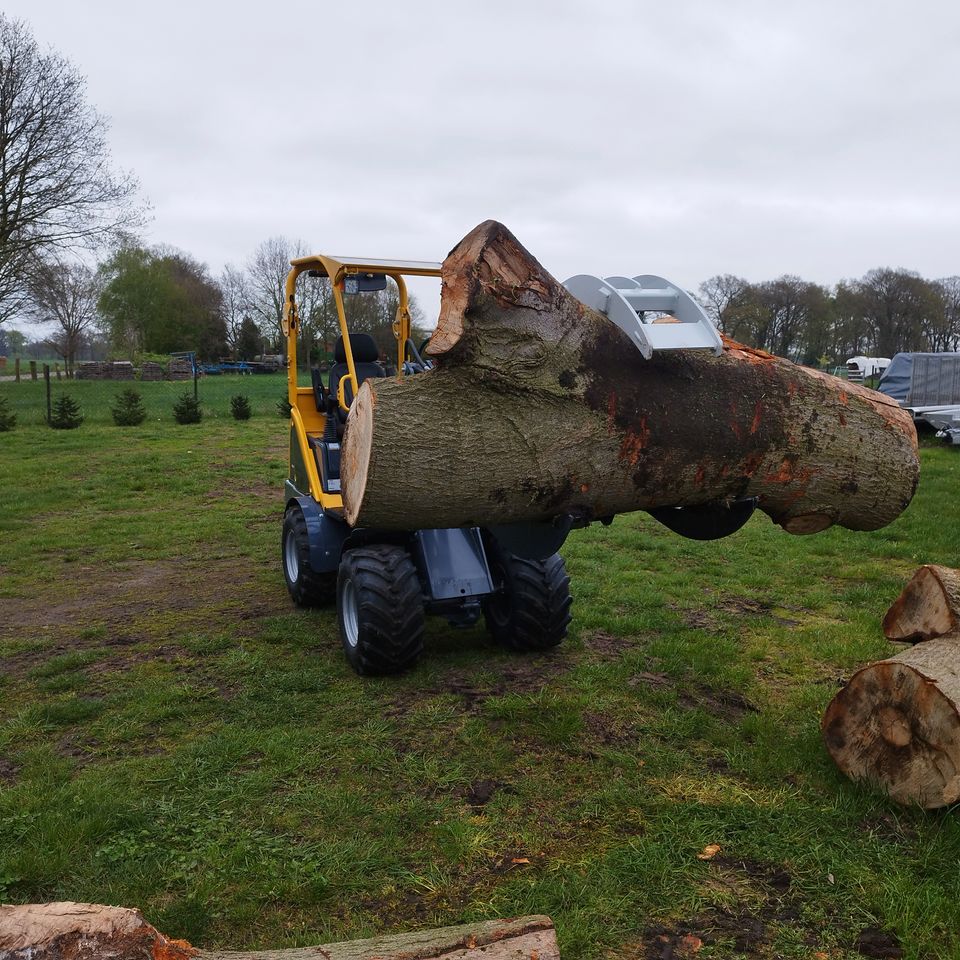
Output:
44 365 51 423
29 360 37 381
14 357 20 383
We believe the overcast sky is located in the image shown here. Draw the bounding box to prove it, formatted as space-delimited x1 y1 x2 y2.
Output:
8 0 960 323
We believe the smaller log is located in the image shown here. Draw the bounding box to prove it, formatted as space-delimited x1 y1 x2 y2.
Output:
822 634 960 808
0 903 559 960
0 902 196 960
883 564 960 642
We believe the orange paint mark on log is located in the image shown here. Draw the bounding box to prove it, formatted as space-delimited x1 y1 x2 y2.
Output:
619 417 650 465
729 401 743 440
580 482 590 494
719 463 729 477
694 464 706 486
767 457 794 483
743 452 764 477
787 381 797 398
839 391 849 405
749 400 763 435
839 411 847 426
765 457 814 486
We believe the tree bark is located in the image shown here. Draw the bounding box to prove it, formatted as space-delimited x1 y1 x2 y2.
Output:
822 634 960 808
0 903 559 960
342 221 918 534
882 564 960 642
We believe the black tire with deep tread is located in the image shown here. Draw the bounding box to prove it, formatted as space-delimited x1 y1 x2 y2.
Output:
282 506 337 607
482 549 572 651
337 545 425 675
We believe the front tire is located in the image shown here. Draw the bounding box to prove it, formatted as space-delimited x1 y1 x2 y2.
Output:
337 545 425 675
282 506 336 606
483 550 572 652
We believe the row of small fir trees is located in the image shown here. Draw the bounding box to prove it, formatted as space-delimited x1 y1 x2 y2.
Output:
0 390 257 431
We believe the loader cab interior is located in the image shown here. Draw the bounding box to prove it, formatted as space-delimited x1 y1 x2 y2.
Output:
282 254 442 515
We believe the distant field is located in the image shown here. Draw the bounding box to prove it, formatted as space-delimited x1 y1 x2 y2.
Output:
0 372 290 426
1 416 959 959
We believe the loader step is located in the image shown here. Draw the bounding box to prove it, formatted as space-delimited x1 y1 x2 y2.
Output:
309 436 341 493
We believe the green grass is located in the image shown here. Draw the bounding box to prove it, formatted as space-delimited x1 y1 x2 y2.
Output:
1 409 959 958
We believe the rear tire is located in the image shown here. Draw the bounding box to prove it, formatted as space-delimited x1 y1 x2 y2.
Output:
482 549 572 651
282 506 336 607
337 545 425 675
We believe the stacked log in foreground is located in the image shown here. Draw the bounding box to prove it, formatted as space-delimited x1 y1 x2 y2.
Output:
0 902 560 960
823 566 960 808
342 220 918 534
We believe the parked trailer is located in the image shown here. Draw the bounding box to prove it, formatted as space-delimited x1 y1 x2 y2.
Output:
879 352 960 406
845 356 890 383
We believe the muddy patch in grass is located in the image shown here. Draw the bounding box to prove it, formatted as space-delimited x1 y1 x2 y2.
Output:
390 658 570 716
639 857 801 958
580 709 638 750
580 629 638 660
0 558 288 676
0 756 19 784
854 926 903 959
629 671 758 722
673 595 803 632
458 778 512 808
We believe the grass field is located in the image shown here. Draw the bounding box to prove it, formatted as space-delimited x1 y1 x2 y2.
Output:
1 398 959 959
0 371 290 426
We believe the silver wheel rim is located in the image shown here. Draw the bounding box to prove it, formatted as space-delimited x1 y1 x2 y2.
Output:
342 579 359 648
284 529 299 581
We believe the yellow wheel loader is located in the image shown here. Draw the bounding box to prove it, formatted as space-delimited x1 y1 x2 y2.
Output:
280 253 747 675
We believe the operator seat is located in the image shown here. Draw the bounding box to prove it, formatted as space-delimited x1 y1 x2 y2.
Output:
328 333 385 438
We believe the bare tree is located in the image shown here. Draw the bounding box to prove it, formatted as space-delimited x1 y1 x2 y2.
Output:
26 255 99 374
934 277 960 352
0 16 145 323
246 236 307 351
219 263 251 356
697 274 748 334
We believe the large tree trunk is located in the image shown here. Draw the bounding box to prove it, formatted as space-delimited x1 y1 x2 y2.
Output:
342 221 918 534
0 903 559 960
823 565 960 808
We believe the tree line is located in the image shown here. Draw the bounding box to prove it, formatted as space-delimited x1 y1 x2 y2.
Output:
698 271 960 366
13 240 430 374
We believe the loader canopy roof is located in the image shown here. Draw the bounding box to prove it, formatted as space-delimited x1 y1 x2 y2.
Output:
290 254 442 280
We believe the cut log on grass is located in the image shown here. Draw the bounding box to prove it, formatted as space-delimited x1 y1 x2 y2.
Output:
823 565 960 808
0 902 196 960
883 564 960 642
0 902 559 960
822 634 960 808
342 221 918 534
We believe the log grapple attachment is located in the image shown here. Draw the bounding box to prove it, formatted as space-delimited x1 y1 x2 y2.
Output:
563 273 723 359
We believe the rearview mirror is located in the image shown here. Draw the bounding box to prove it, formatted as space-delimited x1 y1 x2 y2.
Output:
343 273 387 294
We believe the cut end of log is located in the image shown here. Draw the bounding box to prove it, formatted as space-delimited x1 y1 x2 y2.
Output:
342 381 376 527
780 513 833 536
822 639 960 808
427 219 560 358
883 565 960 642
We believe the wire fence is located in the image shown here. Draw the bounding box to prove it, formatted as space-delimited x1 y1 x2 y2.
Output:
0 366 292 426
